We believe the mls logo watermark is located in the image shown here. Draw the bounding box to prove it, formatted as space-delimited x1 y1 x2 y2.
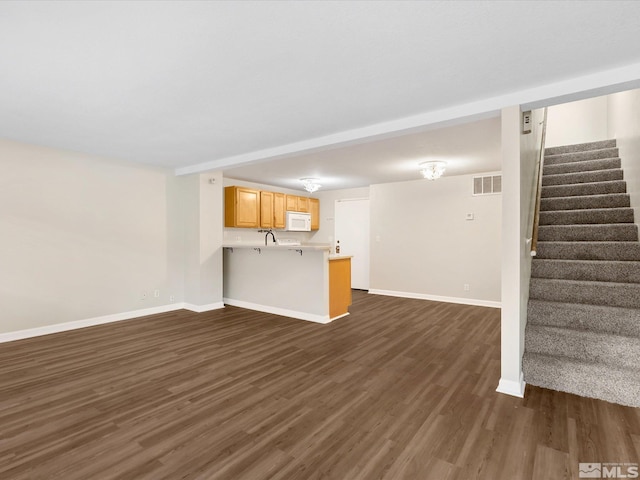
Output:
579 463 639 478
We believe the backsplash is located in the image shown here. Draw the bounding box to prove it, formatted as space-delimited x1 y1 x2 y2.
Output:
223 228 314 245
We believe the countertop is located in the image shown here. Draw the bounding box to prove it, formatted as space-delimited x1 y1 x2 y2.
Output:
328 255 353 260
223 243 331 252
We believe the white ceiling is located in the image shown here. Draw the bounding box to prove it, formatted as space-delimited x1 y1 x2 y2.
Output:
223 116 501 191
2 1 640 185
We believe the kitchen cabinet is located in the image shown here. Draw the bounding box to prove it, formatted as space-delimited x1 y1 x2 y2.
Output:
273 192 285 229
225 186 317 229
285 195 298 212
310 198 319 230
297 196 310 213
329 257 352 318
225 186 260 228
286 195 309 213
260 191 274 228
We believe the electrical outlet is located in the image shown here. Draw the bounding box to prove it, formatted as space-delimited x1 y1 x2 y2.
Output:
170 295 175 302
154 289 160 298
141 291 147 300
464 284 470 291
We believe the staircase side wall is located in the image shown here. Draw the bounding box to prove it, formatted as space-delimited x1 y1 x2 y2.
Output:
608 89 640 219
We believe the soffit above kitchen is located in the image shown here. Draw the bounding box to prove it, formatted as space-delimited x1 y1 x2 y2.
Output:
223 116 501 191
1 1 640 173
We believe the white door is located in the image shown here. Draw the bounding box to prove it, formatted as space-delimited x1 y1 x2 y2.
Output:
335 199 370 290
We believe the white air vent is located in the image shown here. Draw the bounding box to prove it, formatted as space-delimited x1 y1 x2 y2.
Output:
473 174 502 195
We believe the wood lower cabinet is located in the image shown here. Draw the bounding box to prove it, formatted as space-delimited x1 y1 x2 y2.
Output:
225 186 260 228
273 193 285 229
260 191 274 228
329 257 352 318
309 198 319 230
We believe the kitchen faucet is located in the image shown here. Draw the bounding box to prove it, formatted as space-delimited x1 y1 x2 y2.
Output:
259 229 276 246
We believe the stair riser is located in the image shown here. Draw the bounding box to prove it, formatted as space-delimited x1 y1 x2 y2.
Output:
539 208 634 225
536 242 640 261
543 158 620 175
544 147 619 165
523 353 640 408
530 279 640 309
527 300 640 337
540 193 630 211
537 224 638 242
542 169 623 186
541 181 627 198
545 139 616 156
531 259 640 283
525 325 640 370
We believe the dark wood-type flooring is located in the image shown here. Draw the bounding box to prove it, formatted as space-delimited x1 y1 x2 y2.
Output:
1 291 639 479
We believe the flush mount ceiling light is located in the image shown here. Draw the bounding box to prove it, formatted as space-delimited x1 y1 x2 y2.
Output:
419 161 447 180
300 178 322 193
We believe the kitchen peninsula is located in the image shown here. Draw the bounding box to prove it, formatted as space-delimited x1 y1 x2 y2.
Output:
222 244 352 323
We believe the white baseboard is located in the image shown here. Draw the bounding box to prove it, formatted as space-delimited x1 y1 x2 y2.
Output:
0 301 226 343
496 374 526 398
223 298 331 324
183 302 225 313
330 312 350 321
0 303 185 343
368 289 501 309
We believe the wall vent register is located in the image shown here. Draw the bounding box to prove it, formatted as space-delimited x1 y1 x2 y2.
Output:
473 174 502 195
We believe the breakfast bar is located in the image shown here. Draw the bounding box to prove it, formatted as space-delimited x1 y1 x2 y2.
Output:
222 244 352 323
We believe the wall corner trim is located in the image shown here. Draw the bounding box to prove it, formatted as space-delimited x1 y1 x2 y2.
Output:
496 374 526 398
367 289 501 309
183 302 225 313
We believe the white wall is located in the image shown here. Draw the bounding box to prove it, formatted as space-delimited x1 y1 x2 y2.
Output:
181 172 224 308
498 105 545 398
0 139 182 334
368 174 501 305
608 89 640 216
310 187 370 246
545 95 609 148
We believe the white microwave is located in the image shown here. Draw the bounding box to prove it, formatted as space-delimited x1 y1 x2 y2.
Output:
285 211 311 231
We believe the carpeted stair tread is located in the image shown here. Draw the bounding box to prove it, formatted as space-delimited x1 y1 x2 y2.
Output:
543 157 620 176
542 169 623 186
532 258 640 283
526 138 640 407
537 223 638 241
536 241 640 260
544 139 616 156
528 300 640 338
522 352 640 407
525 324 640 370
541 180 627 198
540 193 630 211
544 147 619 165
529 277 640 309
539 207 634 225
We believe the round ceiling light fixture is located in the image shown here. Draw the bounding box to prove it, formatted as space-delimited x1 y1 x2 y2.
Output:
419 161 447 180
300 178 322 193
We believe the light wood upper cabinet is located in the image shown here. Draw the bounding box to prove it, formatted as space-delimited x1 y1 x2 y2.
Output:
273 193 285 229
309 198 320 230
225 186 318 229
285 195 309 213
297 196 310 213
260 191 274 228
225 186 260 228
285 195 298 212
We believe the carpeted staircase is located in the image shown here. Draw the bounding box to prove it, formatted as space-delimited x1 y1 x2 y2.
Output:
522 139 640 407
